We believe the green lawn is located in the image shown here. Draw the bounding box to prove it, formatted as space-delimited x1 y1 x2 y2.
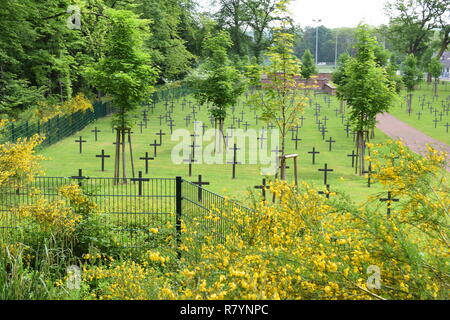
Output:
37 91 395 205
387 82 450 145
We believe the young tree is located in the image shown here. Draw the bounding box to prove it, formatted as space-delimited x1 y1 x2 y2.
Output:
339 24 397 175
187 30 246 152
427 57 442 96
249 0 307 180
401 54 422 113
332 52 351 113
86 9 158 183
300 49 317 86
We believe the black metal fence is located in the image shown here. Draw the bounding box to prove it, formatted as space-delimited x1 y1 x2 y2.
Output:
0 85 192 147
0 175 254 249
0 102 113 147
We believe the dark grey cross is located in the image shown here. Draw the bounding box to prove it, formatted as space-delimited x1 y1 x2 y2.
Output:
236 118 242 129
318 184 331 199
96 149 110 172
138 122 145 134
189 137 200 161
380 191 399 217
340 113 346 124
150 140 159 157
416 112 422 120
254 115 259 125
326 137 336 151
289 127 297 140
308 147 320 165
362 162 373 188
318 163 334 185
444 122 450 133
243 122 250 131
257 133 267 148
167 119 176 134
201 124 208 135
75 136 87 154
139 152 154 174
184 115 191 127
347 150 359 168
254 178 269 201
71 169 88 187
131 171 150 196
240 110 245 120
91 127 101 142
320 126 328 140
183 154 198 177
433 118 439 128
156 130 166 145
267 123 275 130
228 143 241 179
344 124 351 137
224 132 232 147
299 116 305 126
158 115 165 126
292 132 302 150
322 116 329 127
192 174 210 202
271 145 281 158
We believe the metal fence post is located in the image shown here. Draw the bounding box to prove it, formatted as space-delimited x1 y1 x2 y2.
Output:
176 176 182 259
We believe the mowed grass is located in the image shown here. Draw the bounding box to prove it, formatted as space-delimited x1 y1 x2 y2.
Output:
37 90 399 205
388 81 450 145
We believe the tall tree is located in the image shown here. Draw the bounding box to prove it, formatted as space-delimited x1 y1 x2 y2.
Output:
249 0 307 180
401 53 422 113
187 30 246 152
339 25 397 175
385 0 449 62
215 0 250 56
136 0 195 82
427 57 442 96
332 52 351 113
86 8 158 182
245 0 279 63
300 49 317 84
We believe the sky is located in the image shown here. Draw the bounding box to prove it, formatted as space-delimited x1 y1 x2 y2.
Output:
290 0 390 28
198 0 391 29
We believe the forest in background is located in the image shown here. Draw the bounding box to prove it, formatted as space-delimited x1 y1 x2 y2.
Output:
0 0 448 120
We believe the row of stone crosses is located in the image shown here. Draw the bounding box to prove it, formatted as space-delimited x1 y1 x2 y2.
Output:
405 94 450 132
72 91 412 215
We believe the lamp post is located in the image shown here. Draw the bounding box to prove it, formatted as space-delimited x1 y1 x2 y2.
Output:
312 19 322 66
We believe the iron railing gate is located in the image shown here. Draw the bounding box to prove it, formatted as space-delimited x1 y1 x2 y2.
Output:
0 176 255 250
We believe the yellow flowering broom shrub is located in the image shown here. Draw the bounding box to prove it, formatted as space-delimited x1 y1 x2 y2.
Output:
82 140 448 300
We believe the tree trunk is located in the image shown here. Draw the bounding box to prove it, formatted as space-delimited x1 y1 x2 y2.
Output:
434 79 438 97
114 128 120 185
128 129 135 178
339 100 344 114
356 131 365 176
407 93 413 113
121 129 127 184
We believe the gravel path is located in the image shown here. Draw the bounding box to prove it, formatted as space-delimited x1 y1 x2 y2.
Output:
376 113 450 170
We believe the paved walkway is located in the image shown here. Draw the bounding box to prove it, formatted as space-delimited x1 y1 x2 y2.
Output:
376 113 450 170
